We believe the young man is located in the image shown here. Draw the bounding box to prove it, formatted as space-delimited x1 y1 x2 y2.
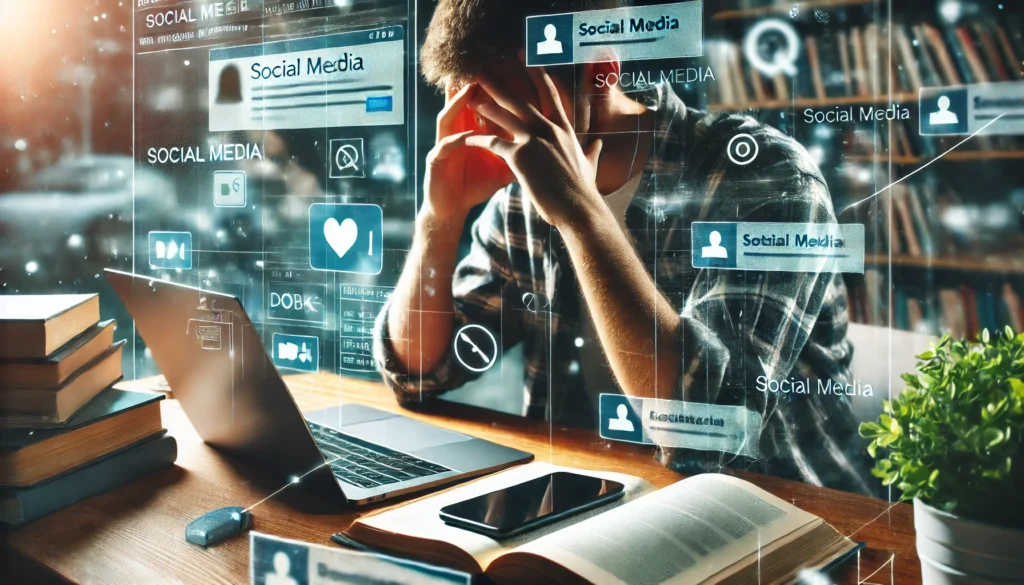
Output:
373 0 874 495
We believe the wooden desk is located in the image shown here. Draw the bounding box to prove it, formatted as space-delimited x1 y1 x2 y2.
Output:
3 373 920 584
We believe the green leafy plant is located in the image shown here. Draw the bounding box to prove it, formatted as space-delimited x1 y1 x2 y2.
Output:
859 327 1024 529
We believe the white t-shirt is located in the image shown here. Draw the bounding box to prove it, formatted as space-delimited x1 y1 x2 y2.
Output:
603 172 643 233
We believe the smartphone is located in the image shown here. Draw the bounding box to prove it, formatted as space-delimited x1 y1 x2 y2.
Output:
438 472 625 539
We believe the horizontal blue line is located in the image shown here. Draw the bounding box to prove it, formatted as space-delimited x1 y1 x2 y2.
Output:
743 253 851 258
648 426 739 439
252 85 393 101
579 37 660 46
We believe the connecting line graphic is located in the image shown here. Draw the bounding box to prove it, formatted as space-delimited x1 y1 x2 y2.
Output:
840 113 1007 215
858 553 896 585
240 456 343 515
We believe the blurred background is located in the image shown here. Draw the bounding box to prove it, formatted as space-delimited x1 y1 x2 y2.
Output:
0 0 134 349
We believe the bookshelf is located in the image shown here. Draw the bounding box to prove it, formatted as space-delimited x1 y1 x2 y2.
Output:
704 0 1024 338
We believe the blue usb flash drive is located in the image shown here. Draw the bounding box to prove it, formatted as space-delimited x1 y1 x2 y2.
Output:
185 507 251 547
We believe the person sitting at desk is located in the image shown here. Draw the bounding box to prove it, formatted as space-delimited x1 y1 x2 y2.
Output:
373 0 875 496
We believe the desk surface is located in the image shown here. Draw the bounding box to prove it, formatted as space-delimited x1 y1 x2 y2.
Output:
4 373 920 584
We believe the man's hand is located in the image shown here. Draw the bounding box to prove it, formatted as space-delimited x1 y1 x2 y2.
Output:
424 83 515 221
466 66 604 228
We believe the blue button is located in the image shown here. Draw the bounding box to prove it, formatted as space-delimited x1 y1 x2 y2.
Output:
919 87 970 136
309 203 383 274
599 394 645 443
526 14 574 66
148 231 193 270
692 222 738 269
366 96 393 112
271 333 319 373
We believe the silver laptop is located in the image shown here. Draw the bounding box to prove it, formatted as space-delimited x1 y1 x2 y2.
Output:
106 269 532 507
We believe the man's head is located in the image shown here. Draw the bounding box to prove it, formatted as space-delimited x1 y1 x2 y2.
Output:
422 0 626 144
421 0 624 91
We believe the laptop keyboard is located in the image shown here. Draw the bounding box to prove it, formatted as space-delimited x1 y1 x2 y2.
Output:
307 421 452 489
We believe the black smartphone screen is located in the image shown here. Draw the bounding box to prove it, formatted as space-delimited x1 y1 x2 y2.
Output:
439 472 625 536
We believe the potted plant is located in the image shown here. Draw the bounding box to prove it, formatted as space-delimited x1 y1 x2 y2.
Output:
859 327 1024 585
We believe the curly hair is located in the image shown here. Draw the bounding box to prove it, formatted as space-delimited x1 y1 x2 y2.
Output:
420 0 626 88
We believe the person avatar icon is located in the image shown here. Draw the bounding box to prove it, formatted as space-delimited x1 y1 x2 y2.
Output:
701 230 729 259
536 24 563 55
216 64 243 104
264 551 298 585
929 95 959 126
608 404 635 432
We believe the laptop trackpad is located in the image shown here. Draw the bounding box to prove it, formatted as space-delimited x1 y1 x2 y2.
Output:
342 417 473 452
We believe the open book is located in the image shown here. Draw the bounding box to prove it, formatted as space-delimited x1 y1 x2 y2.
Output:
345 463 858 585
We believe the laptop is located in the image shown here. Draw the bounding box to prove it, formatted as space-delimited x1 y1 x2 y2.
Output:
106 269 532 507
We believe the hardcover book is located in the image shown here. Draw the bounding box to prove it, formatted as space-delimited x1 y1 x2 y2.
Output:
0 320 115 388
0 433 177 528
346 463 859 585
0 388 164 487
0 341 126 426
0 294 100 359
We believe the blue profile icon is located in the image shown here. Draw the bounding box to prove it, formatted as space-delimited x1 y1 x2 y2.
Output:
526 14 573 66
252 536 308 585
919 87 969 136
599 394 644 443
692 222 738 269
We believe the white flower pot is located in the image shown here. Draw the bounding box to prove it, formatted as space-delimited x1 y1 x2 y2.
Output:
914 498 1024 584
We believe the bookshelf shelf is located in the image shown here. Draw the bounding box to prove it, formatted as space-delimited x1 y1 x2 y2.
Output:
713 0 874 21
865 254 1024 275
711 94 918 112
841 151 1024 167
844 155 921 165
943 151 1024 161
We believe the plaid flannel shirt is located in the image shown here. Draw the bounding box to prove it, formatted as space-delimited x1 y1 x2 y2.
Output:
374 84 876 495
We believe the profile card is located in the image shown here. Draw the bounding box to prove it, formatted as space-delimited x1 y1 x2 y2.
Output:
691 222 865 274
919 81 1024 136
250 532 469 585
209 25 404 131
525 0 703 67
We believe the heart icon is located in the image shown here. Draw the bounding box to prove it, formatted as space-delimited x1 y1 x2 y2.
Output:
323 217 358 259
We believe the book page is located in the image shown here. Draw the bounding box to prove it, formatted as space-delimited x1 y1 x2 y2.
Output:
514 474 817 585
356 462 655 570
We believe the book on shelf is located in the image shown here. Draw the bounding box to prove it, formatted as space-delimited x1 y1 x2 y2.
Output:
344 463 859 585
1003 283 1023 332
806 36 826 100
0 433 177 528
0 294 99 359
910 24 944 88
0 340 126 427
0 320 115 388
0 388 164 487
836 29 854 95
849 272 1023 338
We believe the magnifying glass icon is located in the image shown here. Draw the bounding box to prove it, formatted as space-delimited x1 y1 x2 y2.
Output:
743 19 800 77
335 144 360 173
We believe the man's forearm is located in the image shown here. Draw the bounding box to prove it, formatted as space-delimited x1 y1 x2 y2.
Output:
386 208 466 374
560 204 682 399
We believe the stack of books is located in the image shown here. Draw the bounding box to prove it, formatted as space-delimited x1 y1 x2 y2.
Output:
0 294 177 528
